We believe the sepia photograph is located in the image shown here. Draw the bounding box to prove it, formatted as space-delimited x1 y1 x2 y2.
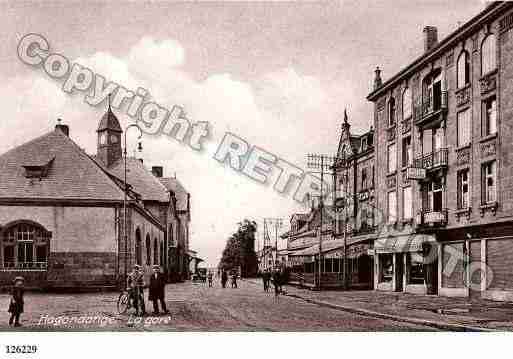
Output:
0 0 513 356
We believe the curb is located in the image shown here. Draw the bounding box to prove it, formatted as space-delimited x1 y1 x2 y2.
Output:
242 279 495 332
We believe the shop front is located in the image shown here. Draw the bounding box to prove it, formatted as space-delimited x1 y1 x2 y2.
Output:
288 240 371 289
374 234 437 294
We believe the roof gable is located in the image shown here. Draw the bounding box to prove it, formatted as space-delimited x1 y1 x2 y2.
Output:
107 158 170 203
0 130 126 201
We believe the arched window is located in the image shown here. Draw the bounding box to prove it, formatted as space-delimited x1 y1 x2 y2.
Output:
1 221 51 269
153 238 159 265
146 234 151 266
160 241 165 267
457 51 470 88
402 87 412 120
481 34 496 75
135 228 142 265
388 97 396 126
168 224 174 247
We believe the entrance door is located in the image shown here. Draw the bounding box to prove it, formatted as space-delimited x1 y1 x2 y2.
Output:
469 241 482 299
395 253 404 292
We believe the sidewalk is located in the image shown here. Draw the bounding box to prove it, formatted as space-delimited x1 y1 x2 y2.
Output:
244 279 513 331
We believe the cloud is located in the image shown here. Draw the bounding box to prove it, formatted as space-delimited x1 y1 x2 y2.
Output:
2 36 339 266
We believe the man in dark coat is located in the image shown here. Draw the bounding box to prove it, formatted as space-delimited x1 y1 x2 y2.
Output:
221 270 228 288
148 265 168 315
8 276 24 326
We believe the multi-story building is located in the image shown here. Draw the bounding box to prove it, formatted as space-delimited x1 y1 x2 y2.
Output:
332 111 375 289
368 1 513 300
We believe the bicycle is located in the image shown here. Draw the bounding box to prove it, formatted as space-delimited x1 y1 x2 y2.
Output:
117 288 144 315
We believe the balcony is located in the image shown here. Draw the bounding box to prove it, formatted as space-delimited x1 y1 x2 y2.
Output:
416 209 448 228
413 148 448 172
416 91 448 126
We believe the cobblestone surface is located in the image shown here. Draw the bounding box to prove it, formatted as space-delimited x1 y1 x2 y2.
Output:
0 280 436 331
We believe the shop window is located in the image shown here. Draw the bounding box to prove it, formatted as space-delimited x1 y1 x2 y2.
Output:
402 136 412 167
402 87 412 120
380 254 393 283
387 143 396 173
457 109 471 147
481 34 496 76
457 51 470 89
482 161 496 204
482 96 497 136
408 253 425 285
457 169 470 209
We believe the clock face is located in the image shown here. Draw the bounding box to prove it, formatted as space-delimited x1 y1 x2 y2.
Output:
99 133 107 145
110 134 119 144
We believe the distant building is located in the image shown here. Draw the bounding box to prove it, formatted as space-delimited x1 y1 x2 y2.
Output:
0 104 192 289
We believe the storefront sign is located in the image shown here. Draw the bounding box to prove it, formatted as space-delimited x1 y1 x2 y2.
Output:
406 167 426 180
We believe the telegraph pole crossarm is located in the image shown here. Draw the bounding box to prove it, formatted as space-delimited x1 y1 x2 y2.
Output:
306 153 337 291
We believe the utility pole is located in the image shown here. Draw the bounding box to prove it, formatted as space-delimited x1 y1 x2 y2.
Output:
264 218 283 268
307 154 336 291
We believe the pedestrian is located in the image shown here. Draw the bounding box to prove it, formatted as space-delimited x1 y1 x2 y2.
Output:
272 269 281 297
127 264 146 316
263 269 270 292
221 270 228 288
230 272 238 288
207 271 213 287
8 276 24 327
148 265 168 315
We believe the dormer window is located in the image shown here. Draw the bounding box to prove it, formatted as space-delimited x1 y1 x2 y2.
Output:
362 137 367 151
22 157 54 179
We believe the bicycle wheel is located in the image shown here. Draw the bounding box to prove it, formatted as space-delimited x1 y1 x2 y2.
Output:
117 292 130 314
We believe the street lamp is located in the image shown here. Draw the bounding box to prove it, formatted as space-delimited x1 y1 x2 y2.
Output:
123 123 143 286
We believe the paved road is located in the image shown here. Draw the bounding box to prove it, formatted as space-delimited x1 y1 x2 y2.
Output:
0 280 437 331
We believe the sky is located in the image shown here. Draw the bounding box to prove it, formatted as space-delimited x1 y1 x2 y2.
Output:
0 0 485 267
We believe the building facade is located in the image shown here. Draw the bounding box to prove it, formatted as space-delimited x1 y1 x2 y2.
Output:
0 105 192 289
368 1 513 300
332 111 375 289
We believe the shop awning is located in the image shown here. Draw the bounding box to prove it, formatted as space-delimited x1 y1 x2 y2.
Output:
289 240 370 261
374 234 435 254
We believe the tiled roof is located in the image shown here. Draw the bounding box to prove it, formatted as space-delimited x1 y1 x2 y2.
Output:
106 158 170 203
159 177 189 211
0 130 125 201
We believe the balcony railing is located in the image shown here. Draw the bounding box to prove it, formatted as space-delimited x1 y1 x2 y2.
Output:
416 209 448 227
413 148 448 171
1 261 48 270
416 91 448 125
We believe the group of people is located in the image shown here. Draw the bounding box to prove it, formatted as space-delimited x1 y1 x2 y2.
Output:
220 270 238 289
261 268 285 296
127 264 169 316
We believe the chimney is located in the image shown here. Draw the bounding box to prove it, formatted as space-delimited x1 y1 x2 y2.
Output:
373 67 382 90
423 26 438 52
152 166 163 178
55 119 69 137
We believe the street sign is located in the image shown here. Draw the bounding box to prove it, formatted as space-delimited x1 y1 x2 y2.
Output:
406 167 426 180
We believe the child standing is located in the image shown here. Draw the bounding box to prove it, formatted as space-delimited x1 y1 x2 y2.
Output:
8 276 24 327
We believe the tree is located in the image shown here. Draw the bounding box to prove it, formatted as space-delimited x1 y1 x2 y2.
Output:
219 219 258 277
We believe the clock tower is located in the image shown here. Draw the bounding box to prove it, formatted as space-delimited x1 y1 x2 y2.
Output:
97 99 122 168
